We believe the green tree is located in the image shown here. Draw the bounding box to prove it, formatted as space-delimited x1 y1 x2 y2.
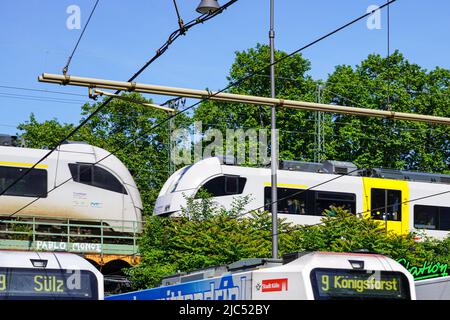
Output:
129 201 450 290
126 192 298 289
194 46 449 172
194 43 320 163
323 51 450 172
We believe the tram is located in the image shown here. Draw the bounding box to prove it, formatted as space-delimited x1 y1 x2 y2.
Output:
0 250 104 300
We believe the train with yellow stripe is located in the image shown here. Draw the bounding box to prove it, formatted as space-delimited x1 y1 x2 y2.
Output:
154 156 450 238
0 136 142 233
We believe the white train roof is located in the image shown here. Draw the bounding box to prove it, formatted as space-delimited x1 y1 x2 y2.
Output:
0 250 100 272
254 251 407 274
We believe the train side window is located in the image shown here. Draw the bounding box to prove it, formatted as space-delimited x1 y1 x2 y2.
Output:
69 163 127 194
264 188 356 216
314 191 356 216
0 166 47 198
414 205 438 230
264 187 307 215
196 175 246 198
440 207 450 230
371 188 402 221
414 205 450 231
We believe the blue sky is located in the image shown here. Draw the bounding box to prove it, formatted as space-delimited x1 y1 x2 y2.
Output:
0 0 449 135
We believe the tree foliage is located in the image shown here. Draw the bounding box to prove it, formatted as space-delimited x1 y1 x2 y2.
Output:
127 193 450 290
194 44 319 162
194 46 449 171
323 51 450 172
127 193 298 289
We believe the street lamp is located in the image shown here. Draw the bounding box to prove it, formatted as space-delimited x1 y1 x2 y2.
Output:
196 0 221 14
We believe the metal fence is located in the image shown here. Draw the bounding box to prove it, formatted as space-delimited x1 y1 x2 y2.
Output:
0 215 144 256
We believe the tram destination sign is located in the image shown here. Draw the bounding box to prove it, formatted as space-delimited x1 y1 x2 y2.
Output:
0 268 96 300
310 268 410 300
35 241 102 253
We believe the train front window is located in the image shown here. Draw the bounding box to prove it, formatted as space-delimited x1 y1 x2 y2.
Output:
79 164 93 184
371 189 402 221
0 166 47 198
69 163 127 194
195 175 247 198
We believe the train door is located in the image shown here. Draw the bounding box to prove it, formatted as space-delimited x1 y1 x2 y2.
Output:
362 177 409 234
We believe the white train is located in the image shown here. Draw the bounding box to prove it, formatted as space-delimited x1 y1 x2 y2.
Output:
154 156 450 238
0 139 142 233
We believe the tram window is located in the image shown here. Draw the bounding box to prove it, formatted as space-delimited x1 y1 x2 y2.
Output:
0 166 47 198
197 176 247 198
69 163 127 194
414 205 450 231
371 189 402 221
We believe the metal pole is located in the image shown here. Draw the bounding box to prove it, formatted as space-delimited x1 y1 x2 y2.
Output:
39 74 450 125
269 0 278 259
315 84 324 163
168 112 175 175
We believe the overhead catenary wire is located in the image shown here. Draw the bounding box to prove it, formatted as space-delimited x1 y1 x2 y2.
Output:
1 0 239 206
0 92 87 104
62 0 101 75
0 84 86 97
9 0 400 217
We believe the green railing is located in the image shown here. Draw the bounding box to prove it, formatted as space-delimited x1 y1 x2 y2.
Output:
0 215 144 256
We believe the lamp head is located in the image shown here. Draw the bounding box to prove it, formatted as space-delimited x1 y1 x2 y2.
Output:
196 0 221 14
